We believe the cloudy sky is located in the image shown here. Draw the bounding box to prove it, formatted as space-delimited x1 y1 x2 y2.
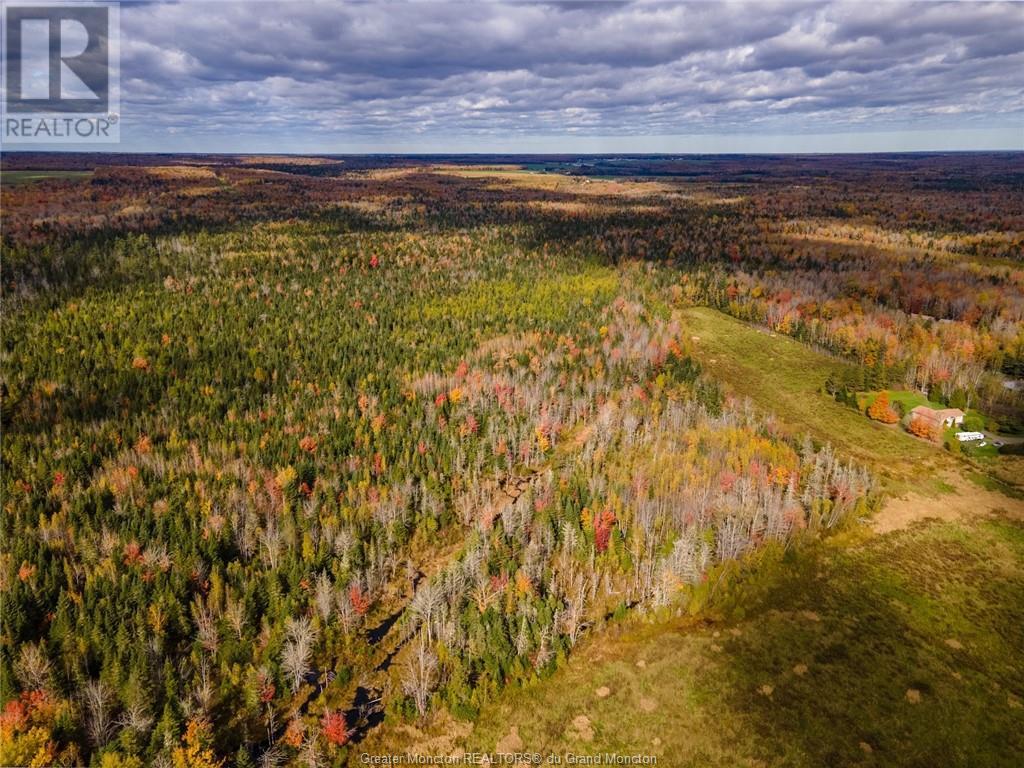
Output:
110 0 1023 152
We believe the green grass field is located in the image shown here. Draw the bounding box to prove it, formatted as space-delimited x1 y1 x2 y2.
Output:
454 518 1024 767
679 307 939 487
961 440 1001 459
862 391 989 434
2 169 93 185
678 307 1024 502
865 389 946 413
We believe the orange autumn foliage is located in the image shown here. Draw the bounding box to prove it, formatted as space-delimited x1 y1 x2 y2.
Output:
282 717 304 747
908 416 940 441
867 391 899 424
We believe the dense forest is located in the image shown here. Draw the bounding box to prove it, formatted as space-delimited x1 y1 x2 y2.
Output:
1 154 1021 766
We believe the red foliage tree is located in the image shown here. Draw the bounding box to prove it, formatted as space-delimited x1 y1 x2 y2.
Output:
258 676 275 704
593 508 616 553
348 584 371 616
321 710 349 746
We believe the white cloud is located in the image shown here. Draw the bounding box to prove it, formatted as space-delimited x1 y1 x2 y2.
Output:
110 0 1024 150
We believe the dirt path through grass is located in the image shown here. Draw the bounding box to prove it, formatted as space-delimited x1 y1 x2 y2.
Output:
874 469 1024 533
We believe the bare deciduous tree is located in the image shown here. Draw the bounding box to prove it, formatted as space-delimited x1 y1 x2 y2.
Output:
193 657 215 713
259 744 285 768
282 616 317 692
117 698 154 736
314 571 333 622
14 642 51 690
335 585 358 633
81 679 115 747
408 581 442 642
514 617 530 656
560 571 590 646
261 520 281 569
192 598 220 653
470 581 498 614
224 594 247 640
299 727 324 768
401 634 438 717
534 623 554 670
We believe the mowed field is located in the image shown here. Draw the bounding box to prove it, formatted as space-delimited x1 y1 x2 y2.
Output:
680 307 934 477
680 307 1024 509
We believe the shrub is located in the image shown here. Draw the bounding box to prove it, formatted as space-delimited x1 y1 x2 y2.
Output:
867 391 899 424
963 413 985 432
908 416 939 441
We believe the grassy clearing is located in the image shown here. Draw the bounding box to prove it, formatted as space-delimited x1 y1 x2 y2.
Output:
679 306 1024 508
431 165 677 197
454 518 1024 768
967 470 1024 501
981 455 1024 496
961 440 1001 459
868 389 946 413
2 169 92 184
679 306 939 488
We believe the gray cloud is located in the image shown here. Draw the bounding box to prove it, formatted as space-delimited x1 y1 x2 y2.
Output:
114 1 1024 150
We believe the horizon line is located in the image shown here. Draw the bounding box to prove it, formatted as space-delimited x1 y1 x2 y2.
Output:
4 149 1023 158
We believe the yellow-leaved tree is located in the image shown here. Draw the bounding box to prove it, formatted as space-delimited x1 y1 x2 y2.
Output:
172 718 224 768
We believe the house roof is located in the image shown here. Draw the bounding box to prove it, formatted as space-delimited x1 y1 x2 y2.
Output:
910 405 964 420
